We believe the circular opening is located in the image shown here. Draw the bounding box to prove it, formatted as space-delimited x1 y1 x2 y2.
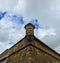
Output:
29 27 31 29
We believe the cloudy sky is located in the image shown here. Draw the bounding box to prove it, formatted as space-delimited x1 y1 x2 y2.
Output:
0 0 60 54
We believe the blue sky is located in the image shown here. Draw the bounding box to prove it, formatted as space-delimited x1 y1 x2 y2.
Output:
0 0 60 54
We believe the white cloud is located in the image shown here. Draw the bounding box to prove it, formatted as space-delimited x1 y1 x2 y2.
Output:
13 0 27 15
0 13 25 42
50 0 60 12
54 46 60 54
0 42 13 54
35 28 56 38
0 0 17 11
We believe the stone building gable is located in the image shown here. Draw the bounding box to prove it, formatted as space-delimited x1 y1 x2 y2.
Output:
0 23 60 63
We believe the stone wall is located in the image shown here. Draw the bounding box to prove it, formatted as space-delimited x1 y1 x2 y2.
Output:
0 45 60 63
31 37 60 60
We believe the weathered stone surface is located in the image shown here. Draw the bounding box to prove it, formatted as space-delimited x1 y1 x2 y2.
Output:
0 45 60 63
